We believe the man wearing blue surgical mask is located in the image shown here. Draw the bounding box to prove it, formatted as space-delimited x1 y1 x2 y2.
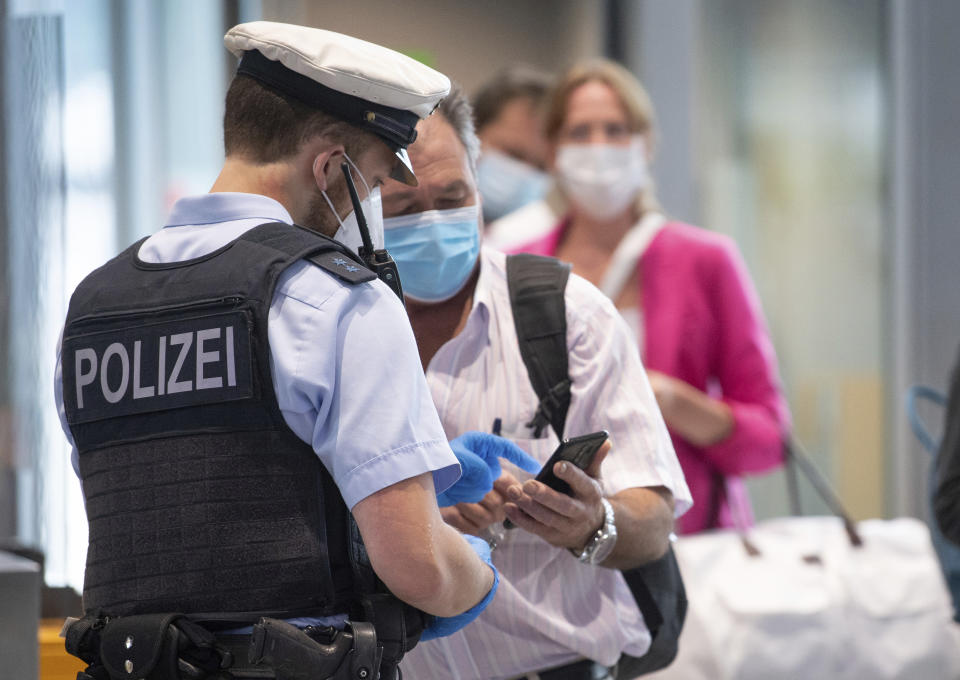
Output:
472 66 566 250
382 85 691 680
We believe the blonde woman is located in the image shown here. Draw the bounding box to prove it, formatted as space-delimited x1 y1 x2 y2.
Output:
515 59 790 534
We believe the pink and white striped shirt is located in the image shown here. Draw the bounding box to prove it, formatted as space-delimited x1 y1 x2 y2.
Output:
400 248 691 680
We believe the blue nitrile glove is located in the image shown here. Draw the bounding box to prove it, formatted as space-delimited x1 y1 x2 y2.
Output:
436 431 542 507
420 534 500 641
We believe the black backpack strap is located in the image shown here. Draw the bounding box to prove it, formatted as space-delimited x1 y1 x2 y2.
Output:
506 253 572 439
506 253 686 677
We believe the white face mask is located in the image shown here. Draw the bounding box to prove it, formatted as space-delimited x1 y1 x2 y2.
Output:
321 153 385 255
554 136 649 220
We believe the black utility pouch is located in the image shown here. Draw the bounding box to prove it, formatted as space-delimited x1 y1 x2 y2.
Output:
99 613 181 679
98 613 227 680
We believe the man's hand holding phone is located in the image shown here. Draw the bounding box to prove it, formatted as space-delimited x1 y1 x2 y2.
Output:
503 435 612 551
440 473 521 536
437 432 541 507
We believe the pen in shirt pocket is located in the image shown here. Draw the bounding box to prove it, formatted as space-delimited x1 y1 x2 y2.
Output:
488 416 510 541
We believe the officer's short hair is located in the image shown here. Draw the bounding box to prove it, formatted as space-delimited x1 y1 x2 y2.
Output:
436 83 481 180
223 74 373 163
472 65 554 133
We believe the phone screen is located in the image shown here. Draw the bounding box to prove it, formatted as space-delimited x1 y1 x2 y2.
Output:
504 430 608 529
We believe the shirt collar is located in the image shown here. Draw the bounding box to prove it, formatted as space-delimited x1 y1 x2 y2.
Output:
472 248 497 309
164 192 294 228
465 247 507 343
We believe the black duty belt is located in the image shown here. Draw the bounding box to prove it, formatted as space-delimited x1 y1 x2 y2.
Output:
64 613 385 680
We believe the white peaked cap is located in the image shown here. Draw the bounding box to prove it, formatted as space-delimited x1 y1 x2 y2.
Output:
224 21 451 185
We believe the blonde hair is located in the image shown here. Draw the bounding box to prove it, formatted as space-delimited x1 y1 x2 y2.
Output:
544 58 661 216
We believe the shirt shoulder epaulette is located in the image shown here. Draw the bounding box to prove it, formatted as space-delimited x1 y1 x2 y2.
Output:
306 251 377 285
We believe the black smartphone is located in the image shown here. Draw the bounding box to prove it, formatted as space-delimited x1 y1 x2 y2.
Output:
504 430 608 529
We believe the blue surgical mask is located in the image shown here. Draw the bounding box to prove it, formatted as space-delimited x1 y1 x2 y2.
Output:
477 150 549 223
383 205 481 302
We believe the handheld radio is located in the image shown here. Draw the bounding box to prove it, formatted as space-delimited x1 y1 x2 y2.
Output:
340 162 404 300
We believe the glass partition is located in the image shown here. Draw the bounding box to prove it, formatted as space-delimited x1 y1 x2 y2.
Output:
1 0 236 592
695 0 887 519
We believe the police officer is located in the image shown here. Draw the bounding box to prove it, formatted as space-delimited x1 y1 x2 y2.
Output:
54 22 536 680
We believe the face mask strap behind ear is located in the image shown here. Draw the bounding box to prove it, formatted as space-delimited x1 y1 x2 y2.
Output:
318 152 405 301
314 152 347 229
320 191 346 229
343 153 373 199
318 152 373 229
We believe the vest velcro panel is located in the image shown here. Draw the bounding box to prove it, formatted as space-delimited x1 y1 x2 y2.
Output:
81 429 337 618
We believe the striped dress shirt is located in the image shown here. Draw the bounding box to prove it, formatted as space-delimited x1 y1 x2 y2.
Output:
400 248 691 680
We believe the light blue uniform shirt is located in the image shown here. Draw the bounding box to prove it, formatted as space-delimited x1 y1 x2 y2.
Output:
56 191 460 508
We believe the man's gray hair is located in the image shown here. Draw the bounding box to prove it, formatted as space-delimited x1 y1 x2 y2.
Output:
436 82 481 180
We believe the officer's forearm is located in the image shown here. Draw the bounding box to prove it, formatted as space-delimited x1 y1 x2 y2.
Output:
352 472 495 617
601 486 674 570
419 523 495 616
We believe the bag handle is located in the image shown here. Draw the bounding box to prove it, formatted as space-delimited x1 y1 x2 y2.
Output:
722 436 862 557
710 474 763 556
784 437 863 547
905 384 947 456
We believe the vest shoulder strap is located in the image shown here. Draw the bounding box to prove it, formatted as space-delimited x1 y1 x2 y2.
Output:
238 222 376 285
505 253 572 439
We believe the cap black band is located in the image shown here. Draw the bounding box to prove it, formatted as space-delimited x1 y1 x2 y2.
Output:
237 49 419 150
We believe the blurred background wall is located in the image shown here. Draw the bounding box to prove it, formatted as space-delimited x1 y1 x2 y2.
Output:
1 0 958 597
257 0 605 92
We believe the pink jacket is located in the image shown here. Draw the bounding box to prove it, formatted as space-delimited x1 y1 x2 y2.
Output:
517 220 791 533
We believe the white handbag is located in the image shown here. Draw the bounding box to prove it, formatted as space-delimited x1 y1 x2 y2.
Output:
646 441 960 680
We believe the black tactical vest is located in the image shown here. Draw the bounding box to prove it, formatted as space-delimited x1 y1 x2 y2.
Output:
61 222 384 624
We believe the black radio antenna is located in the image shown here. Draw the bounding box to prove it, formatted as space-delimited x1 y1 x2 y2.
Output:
339 162 405 300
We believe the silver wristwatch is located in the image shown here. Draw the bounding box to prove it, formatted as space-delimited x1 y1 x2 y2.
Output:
571 497 617 565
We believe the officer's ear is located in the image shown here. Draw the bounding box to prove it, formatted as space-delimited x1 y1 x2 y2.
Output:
311 144 347 192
